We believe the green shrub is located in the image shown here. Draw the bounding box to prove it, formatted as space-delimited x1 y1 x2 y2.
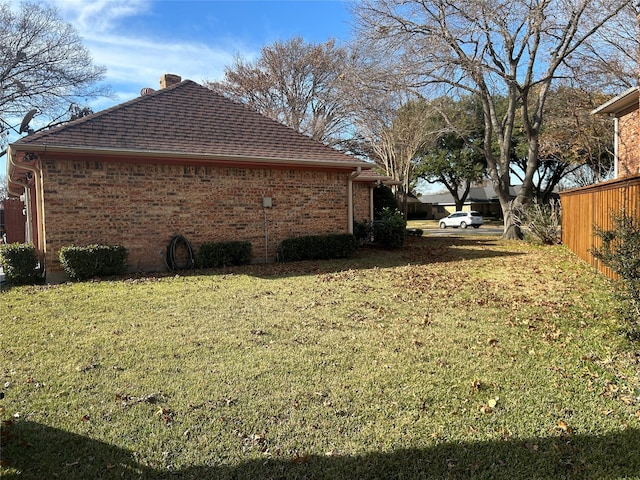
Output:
353 220 373 245
373 208 406 248
198 241 252 268
277 234 357 262
373 185 400 219
0 243 41 286
591 208 640 339
59 245 128 281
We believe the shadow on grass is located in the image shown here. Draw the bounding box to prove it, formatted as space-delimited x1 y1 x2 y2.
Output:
3 420 639 479
198 236 527 280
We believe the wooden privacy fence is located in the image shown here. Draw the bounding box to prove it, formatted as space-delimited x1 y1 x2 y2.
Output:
560 174 640 280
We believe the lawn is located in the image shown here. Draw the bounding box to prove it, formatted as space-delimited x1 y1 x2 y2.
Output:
1 235 639 479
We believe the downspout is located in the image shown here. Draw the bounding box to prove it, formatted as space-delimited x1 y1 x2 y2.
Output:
7 147 46 257
370 182 376 222
347 167 362 234
614 116 619 179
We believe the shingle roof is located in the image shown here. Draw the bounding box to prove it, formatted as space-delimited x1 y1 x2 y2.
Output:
420 185 523 204
12 80 367 167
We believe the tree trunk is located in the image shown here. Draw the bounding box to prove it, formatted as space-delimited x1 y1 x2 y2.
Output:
500 197 523 240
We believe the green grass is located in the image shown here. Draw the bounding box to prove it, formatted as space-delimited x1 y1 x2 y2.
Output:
1 236 639 479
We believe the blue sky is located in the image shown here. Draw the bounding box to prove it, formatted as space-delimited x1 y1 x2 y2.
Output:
2 0 354 174
56 0 354 108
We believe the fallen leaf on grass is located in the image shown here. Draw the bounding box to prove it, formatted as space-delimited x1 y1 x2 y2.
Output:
77 363 100 373
116 391 166 407
479 397 499 414
556 419 573 434
156 407 174 425
620 395 635 406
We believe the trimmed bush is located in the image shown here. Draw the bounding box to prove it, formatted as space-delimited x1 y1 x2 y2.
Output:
0 243 41 286
198 241 252 268
353 220 373 245
277 233 357 262
373 208 406 248
59 245 128 281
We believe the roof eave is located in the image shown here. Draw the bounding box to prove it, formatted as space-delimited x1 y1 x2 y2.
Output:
8 143 372 170
591 86 639 116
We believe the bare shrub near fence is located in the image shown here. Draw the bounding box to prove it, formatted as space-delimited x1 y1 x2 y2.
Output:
511 199 562 245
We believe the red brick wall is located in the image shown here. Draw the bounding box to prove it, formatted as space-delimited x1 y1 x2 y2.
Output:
353 182 372 223
40 158 370 273
618 110 640 177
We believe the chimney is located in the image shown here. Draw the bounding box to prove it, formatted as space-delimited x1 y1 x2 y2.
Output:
159 74 182 89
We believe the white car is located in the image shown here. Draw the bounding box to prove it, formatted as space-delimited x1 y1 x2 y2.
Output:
439 211 484 229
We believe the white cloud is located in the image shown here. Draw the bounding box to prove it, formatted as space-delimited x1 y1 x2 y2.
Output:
46 0 258 108
51 0 152 34
84 33 238 88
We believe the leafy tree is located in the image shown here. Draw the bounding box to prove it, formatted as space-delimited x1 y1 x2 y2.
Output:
0 2 107 121
416 134 486 211
207 37 352 147
414 96 486 210
353 0 629 239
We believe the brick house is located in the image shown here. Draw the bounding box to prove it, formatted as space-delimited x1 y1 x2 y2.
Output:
7 74 375 280
591 86 640 178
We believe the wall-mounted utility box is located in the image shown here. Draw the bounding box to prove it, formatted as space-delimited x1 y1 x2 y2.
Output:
262 197 272 208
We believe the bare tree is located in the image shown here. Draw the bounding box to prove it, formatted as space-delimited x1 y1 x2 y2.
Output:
511 84 614 199
349 84 432 215
0 173 7 200
207 37 353 147
564 2 639 92
0 2 107 122
353 0 629 238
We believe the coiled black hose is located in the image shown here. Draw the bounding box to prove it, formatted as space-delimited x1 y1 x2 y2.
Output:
166 235 195 271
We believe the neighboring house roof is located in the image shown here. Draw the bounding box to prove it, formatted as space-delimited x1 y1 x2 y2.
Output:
420 185 522 205
591 87 639 117
9 79 369 170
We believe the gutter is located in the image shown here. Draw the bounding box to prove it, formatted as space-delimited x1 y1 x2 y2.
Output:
6 146 46 256
8 143 372 170
347 167 362 234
